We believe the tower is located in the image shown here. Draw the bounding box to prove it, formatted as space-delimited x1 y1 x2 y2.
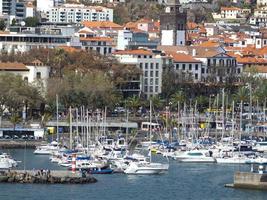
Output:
160 0 187 46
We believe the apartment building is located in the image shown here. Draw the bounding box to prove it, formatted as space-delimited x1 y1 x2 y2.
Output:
46 4 113 23
113 49 167 98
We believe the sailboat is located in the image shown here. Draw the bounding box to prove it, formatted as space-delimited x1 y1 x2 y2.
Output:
124 100 169 175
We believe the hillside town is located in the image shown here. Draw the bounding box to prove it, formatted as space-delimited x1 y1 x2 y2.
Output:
1 0 267 197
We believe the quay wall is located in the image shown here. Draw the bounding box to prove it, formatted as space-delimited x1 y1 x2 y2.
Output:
234 172 267 190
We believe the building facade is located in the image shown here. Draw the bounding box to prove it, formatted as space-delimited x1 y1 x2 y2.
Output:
160 0 187 46
113 49 165 98
46 4 113 23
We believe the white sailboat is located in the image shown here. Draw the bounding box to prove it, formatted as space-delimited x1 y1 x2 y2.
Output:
124 100 169 175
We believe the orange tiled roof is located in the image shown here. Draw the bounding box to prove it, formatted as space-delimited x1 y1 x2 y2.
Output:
169 52 201 63
59 46 80 52
221 7 241 11
113 49 153 56
0 62 28 71
199 40 221 47
82 21 123 29
237 57 267 64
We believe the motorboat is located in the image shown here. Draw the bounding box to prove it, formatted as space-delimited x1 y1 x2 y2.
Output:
174 150 215 163
34 141 61 155
124 161 169 175
253 142 267 152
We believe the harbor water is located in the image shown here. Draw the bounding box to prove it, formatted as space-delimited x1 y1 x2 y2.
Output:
1 149 267 200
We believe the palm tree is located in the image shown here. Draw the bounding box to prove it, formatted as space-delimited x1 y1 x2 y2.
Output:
170 90 186 111
126 96 141 116
150 95 163 112
10 113 21 131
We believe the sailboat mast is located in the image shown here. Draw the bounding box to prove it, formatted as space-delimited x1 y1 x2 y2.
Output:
56 94 59 143
149 99 152 163
69 106 72 150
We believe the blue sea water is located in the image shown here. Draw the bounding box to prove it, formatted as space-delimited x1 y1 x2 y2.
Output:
0 149 267 200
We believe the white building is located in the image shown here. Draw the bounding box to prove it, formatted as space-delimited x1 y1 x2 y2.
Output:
170 52 203 82
213 7 250 20
0 61 50 90
47 4 113 23
0 26 81 53
37 0 54 12
116 29 133 50
113 49 165 98
257 0 267 7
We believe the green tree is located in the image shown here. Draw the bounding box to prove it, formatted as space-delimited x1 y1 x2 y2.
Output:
0 20 6 31
25 17 39 27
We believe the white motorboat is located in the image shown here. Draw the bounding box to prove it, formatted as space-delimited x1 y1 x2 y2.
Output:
174 150 215 163
124 161 169 175
34 141 61 155
253 142 267 152
0 153 17 169
216 156 250 164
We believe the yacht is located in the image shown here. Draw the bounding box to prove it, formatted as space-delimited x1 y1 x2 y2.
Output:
34 141 62 155
174 150 215 163
124 161 169 175
253 142 267 152
0 153 18 169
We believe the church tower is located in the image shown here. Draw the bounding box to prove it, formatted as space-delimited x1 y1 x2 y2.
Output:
160 0 187 46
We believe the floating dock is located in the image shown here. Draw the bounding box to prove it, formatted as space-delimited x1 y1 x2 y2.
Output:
0 170 97 184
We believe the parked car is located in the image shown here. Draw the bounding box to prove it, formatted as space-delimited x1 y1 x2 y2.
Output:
13 135 19 140
4 135 10 139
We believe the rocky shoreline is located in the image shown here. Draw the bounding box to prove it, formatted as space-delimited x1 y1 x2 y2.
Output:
0 170 97 184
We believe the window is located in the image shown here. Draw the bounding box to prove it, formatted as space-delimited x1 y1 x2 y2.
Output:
145 71 148 77
156 63 159 69
140 63 143 69
150 78 153 84
145 63 148 69
176 64 179 70
144 55 147 58
36 72 41 79
24 77 28 82
155 78 159 85
219 59 224 66
155 86 158 93
237 68 241 74
144 86 148 92
208 59 210 66
213 59 216 65
195 73 198 80
144 78 148 85
155 71 159 77
182 64 185 70
150 86 153 92
201 68 205 74
189 64 192 70
150 71 153 77
149 55 152 58
150 63 154 69
138 55 141 58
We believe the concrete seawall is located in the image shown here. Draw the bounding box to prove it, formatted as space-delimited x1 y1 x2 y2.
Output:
226 172 267 190
0 141 45 149
0 170 97 184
